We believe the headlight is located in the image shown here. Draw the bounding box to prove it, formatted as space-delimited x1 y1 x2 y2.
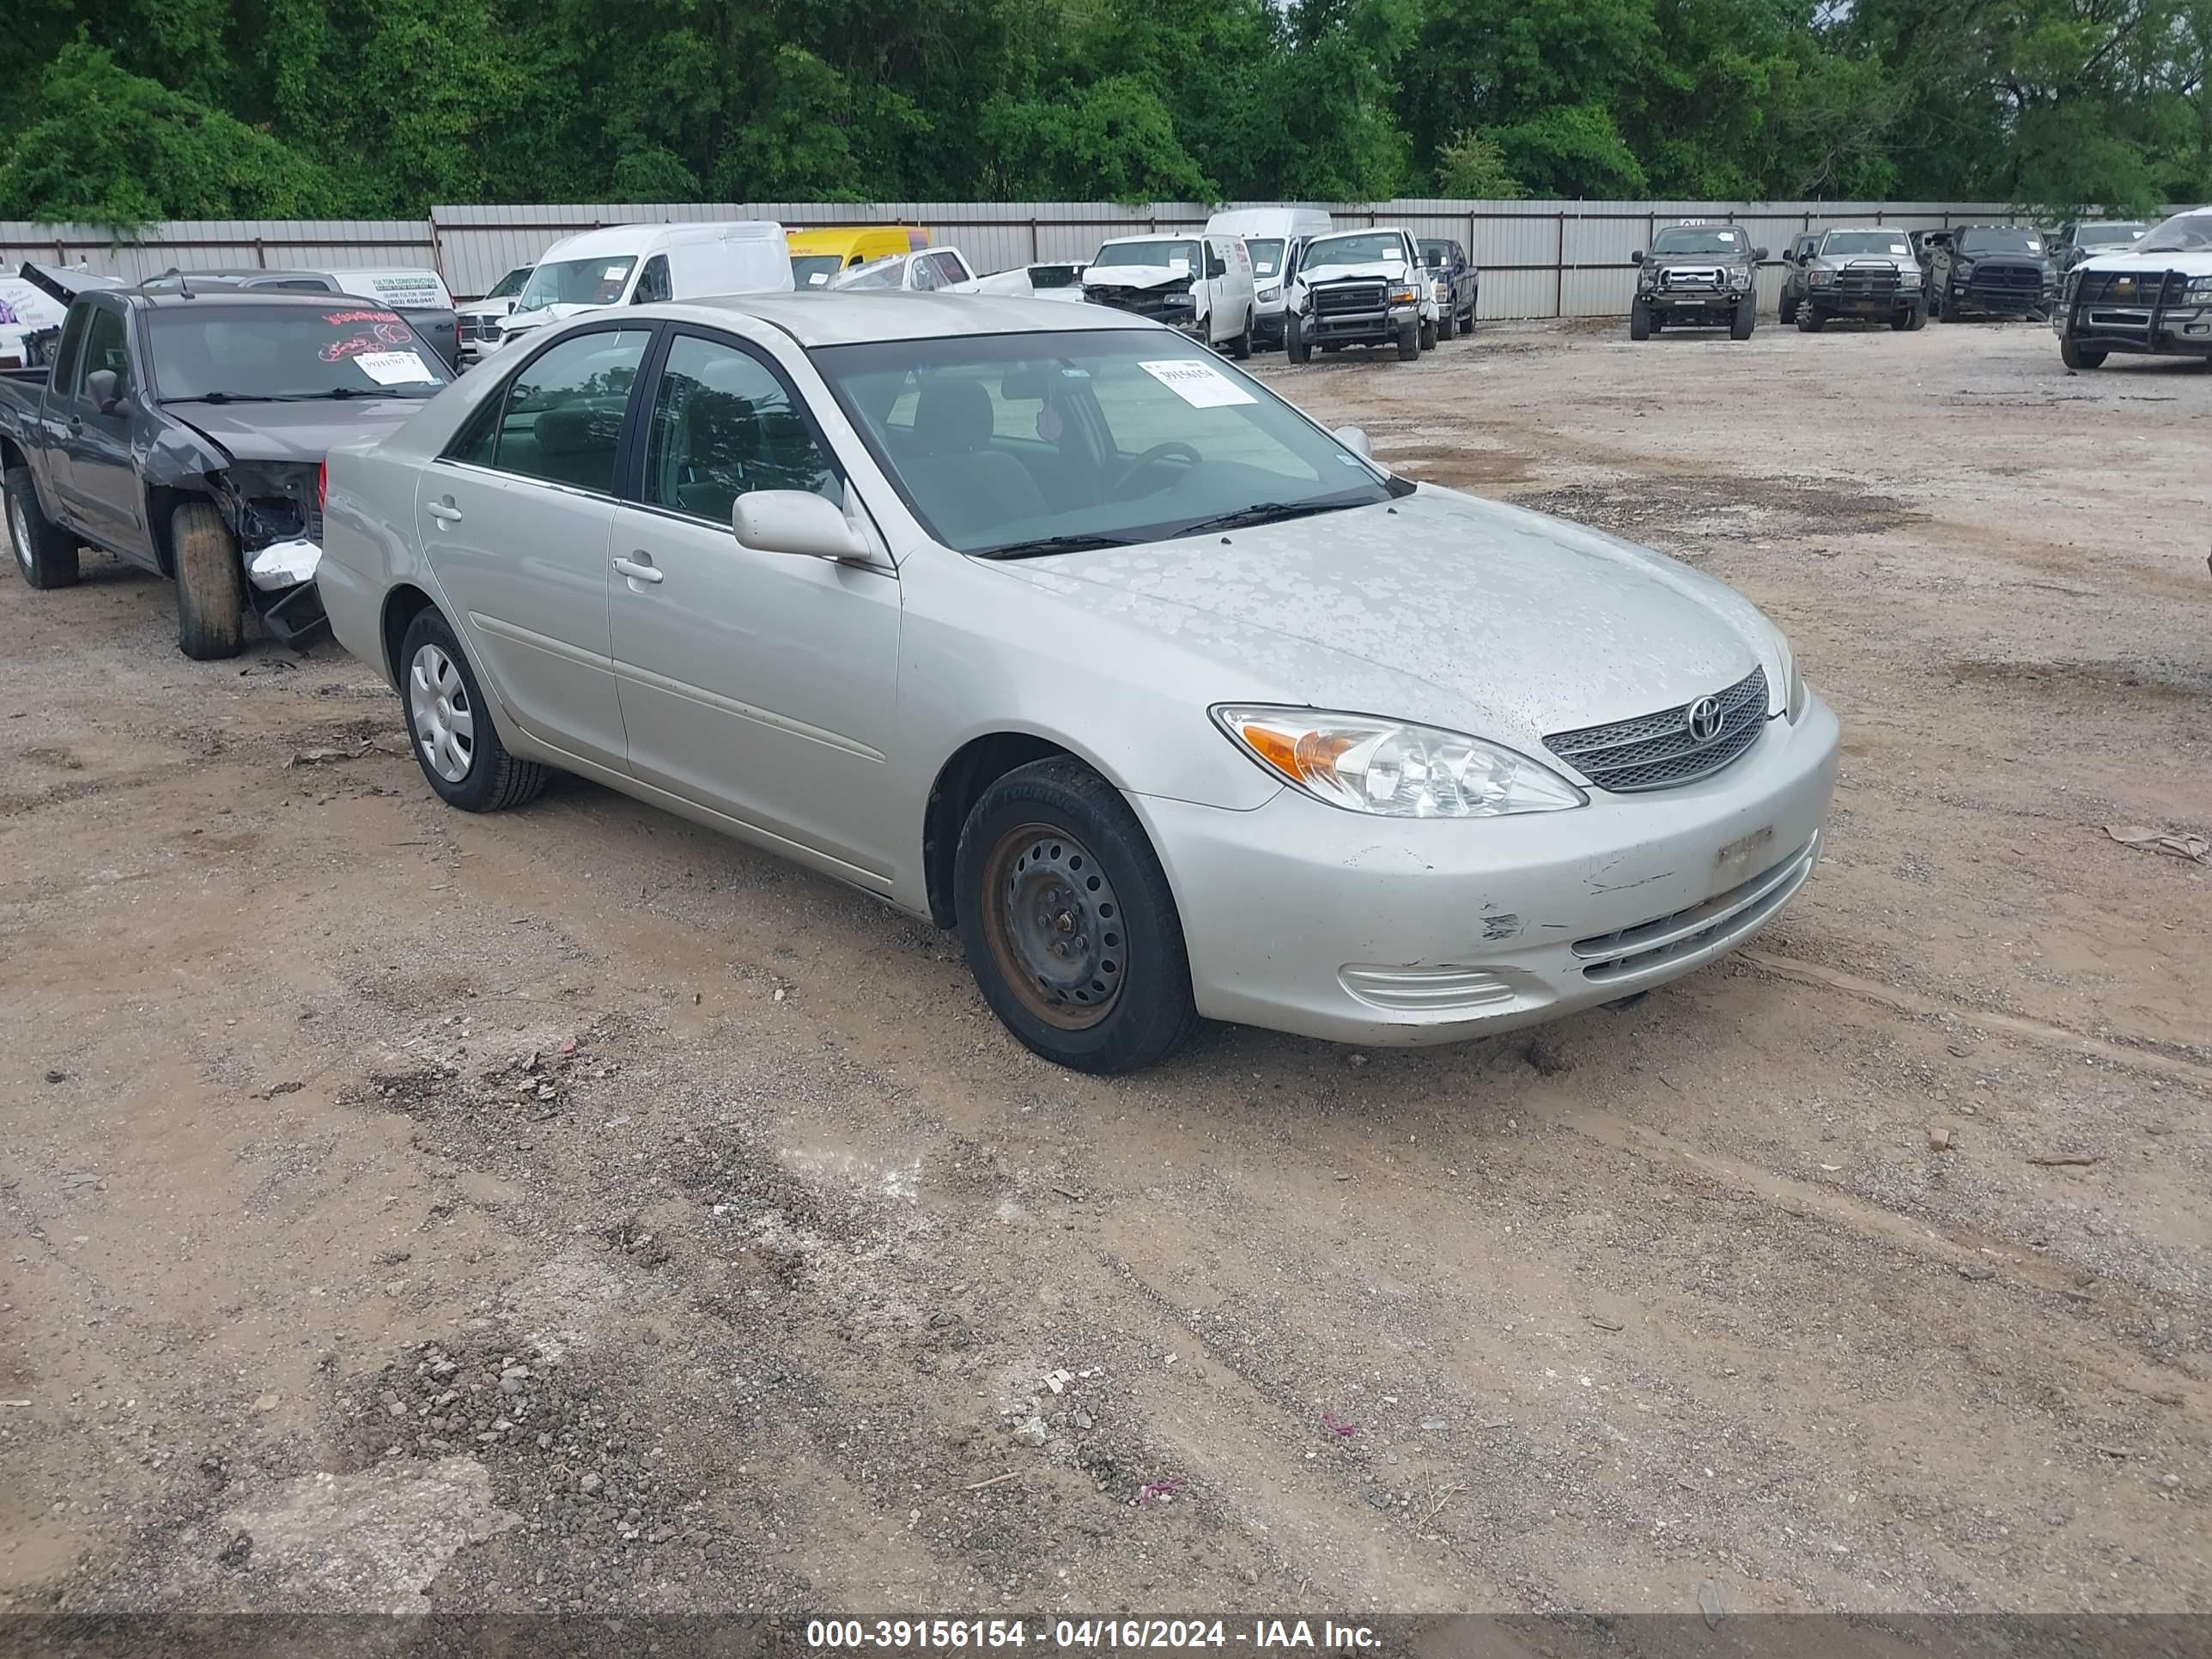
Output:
1257 283 1280 300
1212 707 1586 817
1954 260 1976 280
1729 269 1752 289
1897 268 1922 287
1389 285 1420 304
1761 623 1805 723
1809 269 1835 286
2186 275 2212 298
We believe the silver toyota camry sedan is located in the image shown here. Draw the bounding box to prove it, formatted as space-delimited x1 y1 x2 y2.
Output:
319 293 1838 1073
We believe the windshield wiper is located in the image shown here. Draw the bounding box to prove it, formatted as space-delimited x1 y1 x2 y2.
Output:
161 392 278 404
975 532 1144 560
1167 498 1363 538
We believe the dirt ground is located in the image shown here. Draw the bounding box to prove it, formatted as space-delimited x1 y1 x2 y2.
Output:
3 314 2209 1627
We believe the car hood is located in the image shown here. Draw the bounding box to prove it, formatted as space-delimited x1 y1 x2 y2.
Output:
1296 258 1409 286
1081 265 1194 292
170 397 433 464
2077 246 2212 276
989 487 1778 753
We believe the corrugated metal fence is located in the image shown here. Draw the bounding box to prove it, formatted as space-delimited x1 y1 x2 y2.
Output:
2 199 2039 317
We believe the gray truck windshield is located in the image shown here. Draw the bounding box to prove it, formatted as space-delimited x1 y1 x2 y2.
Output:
1652 228 1746 255
149 307 452 402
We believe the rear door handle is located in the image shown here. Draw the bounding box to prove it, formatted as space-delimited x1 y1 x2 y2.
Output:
426 500 463 526
613 555 664 586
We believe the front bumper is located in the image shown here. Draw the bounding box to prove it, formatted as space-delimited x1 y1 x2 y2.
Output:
1808 286 1920 314
1132 696 1840 1046
2058 299 2212 356
1949 282 2052 316
1643 289 1750 325
1301 302 1420 344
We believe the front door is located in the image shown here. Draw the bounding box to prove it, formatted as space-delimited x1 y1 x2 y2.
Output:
608 328 900 884
66 302 150 558
418 325 654 774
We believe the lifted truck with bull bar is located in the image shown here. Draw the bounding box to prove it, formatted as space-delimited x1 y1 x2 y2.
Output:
2055 207 2212 370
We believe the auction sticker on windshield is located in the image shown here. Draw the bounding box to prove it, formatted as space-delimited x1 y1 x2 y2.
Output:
1139 359 1256 409
354 349 437 386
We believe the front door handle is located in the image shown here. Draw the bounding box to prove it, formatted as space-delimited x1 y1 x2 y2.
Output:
613 554 664 586
426 498 463 526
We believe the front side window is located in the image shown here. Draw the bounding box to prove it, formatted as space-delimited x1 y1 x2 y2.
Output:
518 256 636 311
632 256 672 305
642 333 838 523
80 307 131 399
149 307 450 404
908 256 942 293
455 328 650 493
50 306 91 396
815 330 1401 556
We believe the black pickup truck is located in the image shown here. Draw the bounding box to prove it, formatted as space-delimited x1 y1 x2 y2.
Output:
1 267 452 658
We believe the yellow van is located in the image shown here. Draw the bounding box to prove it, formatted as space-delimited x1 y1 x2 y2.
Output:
787 227 930 289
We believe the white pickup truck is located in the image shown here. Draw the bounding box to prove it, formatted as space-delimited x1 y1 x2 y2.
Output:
1283 228 1440 363
2056 206 2212 370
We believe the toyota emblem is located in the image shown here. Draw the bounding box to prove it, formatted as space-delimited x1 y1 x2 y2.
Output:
1686 696 1725 744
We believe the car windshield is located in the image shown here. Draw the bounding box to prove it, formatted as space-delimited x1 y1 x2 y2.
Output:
831 255 906 291
1303 234 1407 269
1957 228 2044 254
791 254 844 289
148 306 453 402
486 266 531 301
2137 211 2212 253
518 256 635 311
1419 240 1452 267
1091 240 1199 271
1244 239 1285 278
1651 227 1746 255
811 329 1406 556
2076 224 2147 246
1823 231 1910 256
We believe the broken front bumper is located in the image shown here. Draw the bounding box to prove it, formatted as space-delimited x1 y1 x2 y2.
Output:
245 538 329 645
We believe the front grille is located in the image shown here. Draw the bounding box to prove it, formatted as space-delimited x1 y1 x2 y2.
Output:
1836 264 1899 295
1085 287 1186 323
1662 267 1724 292
1571 835 1819 982
457 318 480 341
1544 667 1768 793
1313 281 1386 316
2075 270 2183 307
1967 264 2044 292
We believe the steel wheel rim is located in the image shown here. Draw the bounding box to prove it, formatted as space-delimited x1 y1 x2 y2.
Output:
8 496 29 577
408 642 476 783
981 822 1126 1030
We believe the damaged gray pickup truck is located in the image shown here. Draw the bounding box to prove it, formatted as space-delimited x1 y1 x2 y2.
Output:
0 264 453 659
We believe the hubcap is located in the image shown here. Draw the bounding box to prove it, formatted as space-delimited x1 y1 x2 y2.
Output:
9 497 29 576
407 642 476 783
981 823 1126 1030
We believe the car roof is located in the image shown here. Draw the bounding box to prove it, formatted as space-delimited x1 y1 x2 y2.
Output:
650 291 1156 347
1817 226 1907 235
119 287 391 310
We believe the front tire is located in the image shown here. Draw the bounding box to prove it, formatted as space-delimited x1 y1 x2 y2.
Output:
1629 301 1652 342
1902 302 1927 331
955 758 1199 1075
4 465 81 590
1418 314 1437 351
2060 338 2107 370
1731 296 1757 339
1437 303 1457 342
1285 314 1311 364
1396 319 1420 360
170 501 244 660
398 608 551 811
1796 305 1825 333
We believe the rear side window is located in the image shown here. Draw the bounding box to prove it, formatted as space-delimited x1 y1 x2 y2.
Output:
49 307 91 395
632 256 672 305
453 328 651 495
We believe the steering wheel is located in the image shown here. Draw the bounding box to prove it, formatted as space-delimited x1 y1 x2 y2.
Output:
1109 441 1202 501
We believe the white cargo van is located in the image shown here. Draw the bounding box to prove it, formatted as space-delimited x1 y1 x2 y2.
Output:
1205 208 1334 348
1080 232 1258 356
495 222 792 350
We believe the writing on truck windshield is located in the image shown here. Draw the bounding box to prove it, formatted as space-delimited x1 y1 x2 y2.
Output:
518 256 635 311
148 307 451 403
811 330 1403 558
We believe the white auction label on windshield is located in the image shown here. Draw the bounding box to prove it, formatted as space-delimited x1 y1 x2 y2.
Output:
354 349 436 386
1139 358 1255 409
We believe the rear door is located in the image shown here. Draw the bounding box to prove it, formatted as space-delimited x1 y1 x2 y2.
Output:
32 304 90 517
608 325 900 883
416 324 655 773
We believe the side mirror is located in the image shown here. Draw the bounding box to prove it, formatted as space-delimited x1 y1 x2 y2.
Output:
85 368 122 413
1333 425 1372 460
1753 246 1769 262
733 489 869 562
1630 250 1645 265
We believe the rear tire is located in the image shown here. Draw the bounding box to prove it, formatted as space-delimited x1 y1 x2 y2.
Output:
1629 301 1651 342
1285 314 1311 364
1229 310 1254 361
170 501 244 660
2059 338 2107 370
955 757 1199 1076
1396 319 1420 360
398 607 551 811
4 465 81 590
1463 293 1478 334
1731 296 1757 340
